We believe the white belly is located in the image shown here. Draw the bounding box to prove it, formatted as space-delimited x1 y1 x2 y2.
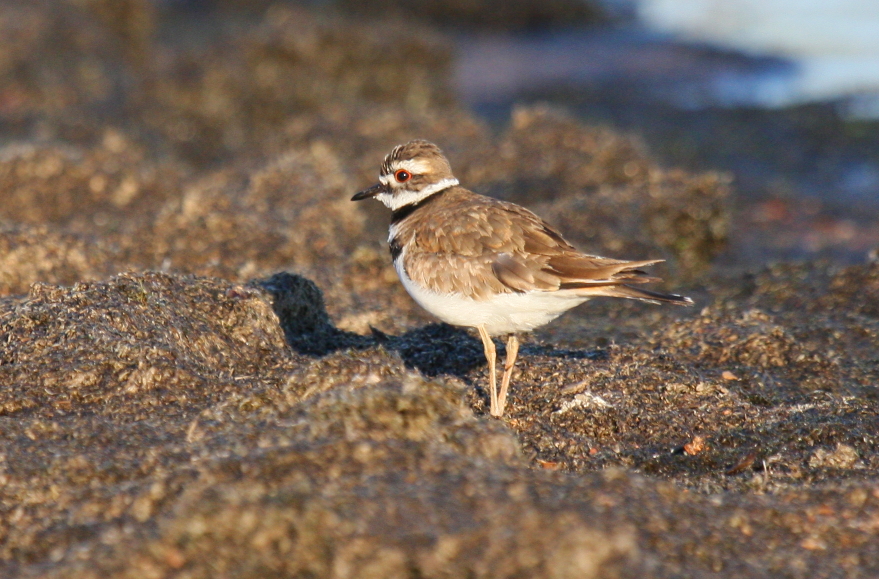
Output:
395 256 589 335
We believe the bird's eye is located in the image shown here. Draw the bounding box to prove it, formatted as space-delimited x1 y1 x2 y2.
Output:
394 169 411 183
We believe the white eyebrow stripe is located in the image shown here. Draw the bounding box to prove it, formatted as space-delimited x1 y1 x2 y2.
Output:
389 158 433 176
380 158 439 185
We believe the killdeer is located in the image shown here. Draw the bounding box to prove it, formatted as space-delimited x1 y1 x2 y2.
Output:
353 140 693 417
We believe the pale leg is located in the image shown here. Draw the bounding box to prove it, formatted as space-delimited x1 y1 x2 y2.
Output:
497 334 519 416
477 325 499 416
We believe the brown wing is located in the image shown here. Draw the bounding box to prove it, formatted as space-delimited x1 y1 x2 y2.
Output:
400 189 688 305
405 252 508 300
401 192 560 299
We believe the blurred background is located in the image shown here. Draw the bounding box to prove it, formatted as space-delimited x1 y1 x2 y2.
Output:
453 0 879 265
1 0 877 305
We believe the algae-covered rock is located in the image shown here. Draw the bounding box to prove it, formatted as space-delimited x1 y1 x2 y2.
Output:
0 1 876 577
0 271 297 417
0 136 186 234
0 224 117 295
0 269 875 578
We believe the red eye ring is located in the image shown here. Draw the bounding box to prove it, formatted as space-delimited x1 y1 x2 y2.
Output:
394 169 411 183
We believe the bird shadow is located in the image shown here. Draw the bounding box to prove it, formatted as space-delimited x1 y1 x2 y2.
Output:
254 272 373 356
371 322 486 378
255 271 602 379
522 345 609 361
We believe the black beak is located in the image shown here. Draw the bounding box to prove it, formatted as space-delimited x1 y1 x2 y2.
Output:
351 183 386 201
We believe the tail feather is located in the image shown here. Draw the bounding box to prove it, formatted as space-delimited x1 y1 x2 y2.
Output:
591 284 694 306
548 257 665 285
542 254 693 306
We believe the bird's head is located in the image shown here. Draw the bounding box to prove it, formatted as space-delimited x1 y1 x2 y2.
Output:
352 140 458 211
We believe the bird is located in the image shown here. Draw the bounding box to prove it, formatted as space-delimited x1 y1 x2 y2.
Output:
352 139 693 417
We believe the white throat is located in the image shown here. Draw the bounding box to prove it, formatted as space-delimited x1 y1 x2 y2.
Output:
375 178 458 211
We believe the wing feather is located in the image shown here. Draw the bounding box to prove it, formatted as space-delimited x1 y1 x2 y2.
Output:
396 188 680 302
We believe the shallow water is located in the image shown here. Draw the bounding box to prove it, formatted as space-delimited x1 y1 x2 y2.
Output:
638 0 879 111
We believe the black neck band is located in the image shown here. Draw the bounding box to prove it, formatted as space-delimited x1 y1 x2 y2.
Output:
390 188 449 225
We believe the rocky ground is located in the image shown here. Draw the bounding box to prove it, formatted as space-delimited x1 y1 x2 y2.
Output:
0 1 877 577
